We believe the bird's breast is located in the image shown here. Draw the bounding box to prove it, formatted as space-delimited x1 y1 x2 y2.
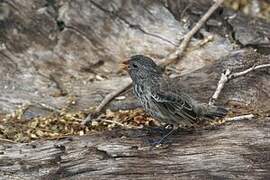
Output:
133 84 151 106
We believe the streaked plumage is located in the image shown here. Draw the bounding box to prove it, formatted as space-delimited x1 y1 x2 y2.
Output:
125 55 227 128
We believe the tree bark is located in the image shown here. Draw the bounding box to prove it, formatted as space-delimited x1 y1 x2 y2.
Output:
1 118 269 179
1 0 270 179
0 0 269 116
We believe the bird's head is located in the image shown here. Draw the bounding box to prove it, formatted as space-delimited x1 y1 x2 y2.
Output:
121 55 162 83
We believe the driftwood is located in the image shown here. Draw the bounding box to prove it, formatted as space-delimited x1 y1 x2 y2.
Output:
1 0 270 116
209 63 270 105
82 0 225 125
1 0 270 179
1 118 270 179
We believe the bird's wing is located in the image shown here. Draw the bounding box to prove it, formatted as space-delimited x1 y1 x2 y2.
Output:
151 90 198 124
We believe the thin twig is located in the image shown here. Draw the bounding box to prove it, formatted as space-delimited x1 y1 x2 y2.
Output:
81 82 131 125
160 0 224 67
210 63 270 105
96 81 132 113
225 114 254 121
0 137 16 143
230 64 270 78
38 103 62 113
209 69 231 105
82 0 224 125
101 119 126 127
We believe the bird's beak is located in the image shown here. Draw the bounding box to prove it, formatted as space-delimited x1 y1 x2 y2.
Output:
120 60 129 71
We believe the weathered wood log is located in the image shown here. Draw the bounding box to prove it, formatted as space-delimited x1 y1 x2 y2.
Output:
0 118 269 179
1 0 270 179
0 0 269 116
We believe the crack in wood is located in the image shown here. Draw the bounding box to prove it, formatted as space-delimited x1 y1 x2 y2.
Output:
89 0 177 46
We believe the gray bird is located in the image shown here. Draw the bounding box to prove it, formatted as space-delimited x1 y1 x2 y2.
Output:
122 55 227 131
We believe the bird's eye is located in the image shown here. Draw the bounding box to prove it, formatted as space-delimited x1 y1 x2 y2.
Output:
132 63 138 68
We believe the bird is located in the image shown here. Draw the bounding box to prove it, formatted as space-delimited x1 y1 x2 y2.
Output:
122 55 228 144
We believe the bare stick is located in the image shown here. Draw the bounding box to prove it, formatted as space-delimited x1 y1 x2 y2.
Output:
225 114 254 121
96 81 132 113
100 119 138 129
209 69 231 105
0 137 16 143
82 0 224 125
210 63 270 105
230 64 270 78
37 102 62 113
160 0 224 67
82 82 131 125
101 119 126 127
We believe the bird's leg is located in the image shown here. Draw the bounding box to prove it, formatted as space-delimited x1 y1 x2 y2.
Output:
151 125 178 146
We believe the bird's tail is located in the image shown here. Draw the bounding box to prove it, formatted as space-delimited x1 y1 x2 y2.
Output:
202 104 228 119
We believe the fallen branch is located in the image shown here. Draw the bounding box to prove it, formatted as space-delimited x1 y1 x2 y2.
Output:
209 63 270 105
231 64 270 78
81 82 131 125
37 102 62 114
160 0 224 67
209 69 231 105
225 114 255 121
95 82 132 114
0 137 16 144
101 119 126 127
2 118 270 179
82 0 224 125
